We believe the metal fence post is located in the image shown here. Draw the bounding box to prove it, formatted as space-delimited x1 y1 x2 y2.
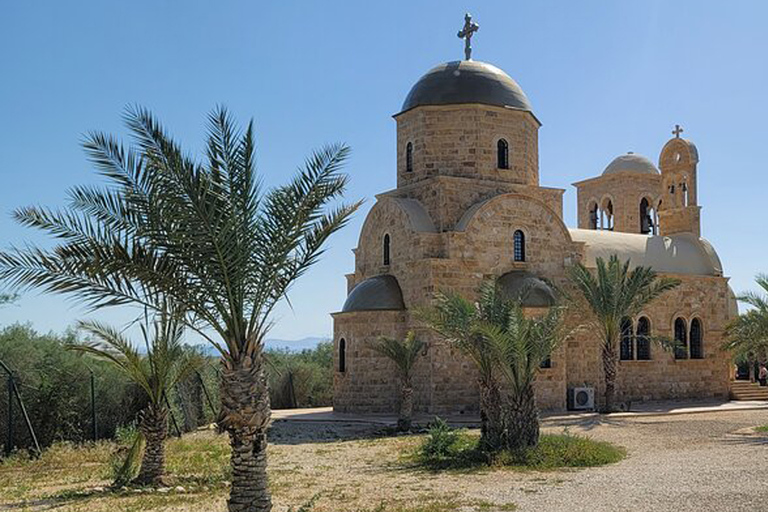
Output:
89 369 97 441
5 373 12 456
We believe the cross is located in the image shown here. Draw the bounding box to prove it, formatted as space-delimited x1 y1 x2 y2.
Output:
672 124 684 138
457 13 479 60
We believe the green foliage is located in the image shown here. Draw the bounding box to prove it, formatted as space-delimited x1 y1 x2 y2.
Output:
418 418 477 466
754 425 768 433
724 274 768 362
0 324 148 450
110 426 144 486
266 342 333 409
369 332 424 383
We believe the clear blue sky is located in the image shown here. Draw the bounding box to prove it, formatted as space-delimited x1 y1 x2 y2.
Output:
1 1 766 343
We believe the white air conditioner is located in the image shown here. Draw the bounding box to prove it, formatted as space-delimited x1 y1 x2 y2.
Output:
568 387 595 411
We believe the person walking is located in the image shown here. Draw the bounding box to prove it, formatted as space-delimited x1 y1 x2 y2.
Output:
759 364 768 387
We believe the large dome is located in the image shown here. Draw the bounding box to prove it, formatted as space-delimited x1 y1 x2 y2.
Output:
399 60 533 115
602 153 659 176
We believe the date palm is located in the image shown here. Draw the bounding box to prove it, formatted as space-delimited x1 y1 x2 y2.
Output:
568 255 680 412
419 286 507 451
70 308 200 485
475 286 564 450
0 107 360 512
369 331 424 431
724 274 768 365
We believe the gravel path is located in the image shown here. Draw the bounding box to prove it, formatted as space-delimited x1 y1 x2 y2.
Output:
499 410 768 512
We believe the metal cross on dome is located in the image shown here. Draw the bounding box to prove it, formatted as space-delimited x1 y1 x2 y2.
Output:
457 13 479 60
672 124 684 138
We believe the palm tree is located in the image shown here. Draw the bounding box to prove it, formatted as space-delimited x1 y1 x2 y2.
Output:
70 307 201 485
369 331 424 431
568 255 680 412
0 107 360 512
724 274 768 368
476 290 564 450
419 286 507 451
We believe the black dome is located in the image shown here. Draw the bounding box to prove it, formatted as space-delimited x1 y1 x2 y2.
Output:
497 271 556 308
341 275 405 313
400 60 533 114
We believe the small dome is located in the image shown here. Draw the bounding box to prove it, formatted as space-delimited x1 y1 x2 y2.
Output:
602 153 659 176
497 271 556 308
399 60 534 115
341 275 405 313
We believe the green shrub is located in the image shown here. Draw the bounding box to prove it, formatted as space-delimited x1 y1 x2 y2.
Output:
266 342 333 409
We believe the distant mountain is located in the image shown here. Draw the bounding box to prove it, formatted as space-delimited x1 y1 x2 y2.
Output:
198 336 328 356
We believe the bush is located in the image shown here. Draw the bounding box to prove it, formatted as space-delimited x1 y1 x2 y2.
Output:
266 342 333 409
418 418 480 468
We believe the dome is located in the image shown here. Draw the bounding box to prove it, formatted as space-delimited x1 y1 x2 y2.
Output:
341 275 405 313
399 60 534 115
497 271 556 308
602 153 659 176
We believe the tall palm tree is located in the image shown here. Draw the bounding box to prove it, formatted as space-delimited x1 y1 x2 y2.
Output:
724 274 768 367
419 286 507 451
0 107 360 512
369 331 424 431
70 307 201 485
568 255 680 412
476 291 564 450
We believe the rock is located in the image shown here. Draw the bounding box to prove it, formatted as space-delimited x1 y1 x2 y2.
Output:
174 486 186 493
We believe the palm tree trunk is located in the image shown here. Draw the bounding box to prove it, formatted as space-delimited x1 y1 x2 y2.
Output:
478 378 504 452
602 340 618 413
397 384 414 431
220 353 272 512
133 404 168 486
506 384 539 451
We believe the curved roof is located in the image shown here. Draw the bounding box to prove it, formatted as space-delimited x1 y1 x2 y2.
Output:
602 153 659 176
498 271 556 307
569 229 723 276
390 197 437 233
399 60 534 115
341 275 405 313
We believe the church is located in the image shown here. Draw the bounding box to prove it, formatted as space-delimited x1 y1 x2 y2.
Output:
331 16 736 413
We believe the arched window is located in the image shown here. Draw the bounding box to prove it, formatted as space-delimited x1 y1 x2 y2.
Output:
540 357 552 369
640 198 654 235
338 338 346 373
604 200 614 231
497 139 509 169
588 202 599 230
690 318 704 359
383 234 391 266
406 142 413 172
636 316 651 360
674 317 688 360
513 230 525 262
620 317 634 360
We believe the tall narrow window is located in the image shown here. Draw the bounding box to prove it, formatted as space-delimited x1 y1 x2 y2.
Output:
588 202 599 230
620 317 634 360
636 317 651 360
338 338 346 373
604 200 614 231
497 139 509 169
674 317 688 360
690 318 704 359
640 198 653 235
406 142 413 172
383 234 391 266
513 230 525 262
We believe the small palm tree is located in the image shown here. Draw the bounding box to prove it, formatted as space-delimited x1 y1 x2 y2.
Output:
476 291 564 450
568 256 680 412
369 332 424 431
70 308 202 485
0 107 360 512
419 287 506 451
724 274 768 366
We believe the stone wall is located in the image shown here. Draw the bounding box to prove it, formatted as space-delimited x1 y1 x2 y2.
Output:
574 173 661 234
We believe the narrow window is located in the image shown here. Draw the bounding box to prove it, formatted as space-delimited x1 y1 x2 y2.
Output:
513 230 525 262
636 317 651 360
605 200 614 231
338 338 346 373
540 357 552 369
497 139 509 169
674 317 688 360
620 317 634 361
690 318 704 359
588 202 599 230
383 234 391 266
406 142 413 172
640 198 653 235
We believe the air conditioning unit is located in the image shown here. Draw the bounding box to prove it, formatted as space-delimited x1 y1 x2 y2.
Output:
568 387 595 411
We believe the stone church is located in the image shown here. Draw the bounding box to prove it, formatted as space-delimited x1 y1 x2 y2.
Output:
331 24 736 413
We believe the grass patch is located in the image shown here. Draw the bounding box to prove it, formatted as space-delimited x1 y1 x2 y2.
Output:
413 421 625 471
754 425 768 433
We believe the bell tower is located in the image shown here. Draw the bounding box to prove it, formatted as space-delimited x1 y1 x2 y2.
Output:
658 125 701 237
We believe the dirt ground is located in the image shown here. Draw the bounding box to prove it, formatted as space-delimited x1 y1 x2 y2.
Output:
1 409 767 512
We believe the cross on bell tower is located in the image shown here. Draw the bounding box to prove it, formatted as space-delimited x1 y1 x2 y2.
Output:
457 13 479 60
672 124 684 138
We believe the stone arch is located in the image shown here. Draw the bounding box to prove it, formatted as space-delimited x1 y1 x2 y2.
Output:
689 317 704 359
600 195 615 231
674 316 688 360
636 316 652 360
587 198 599 230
